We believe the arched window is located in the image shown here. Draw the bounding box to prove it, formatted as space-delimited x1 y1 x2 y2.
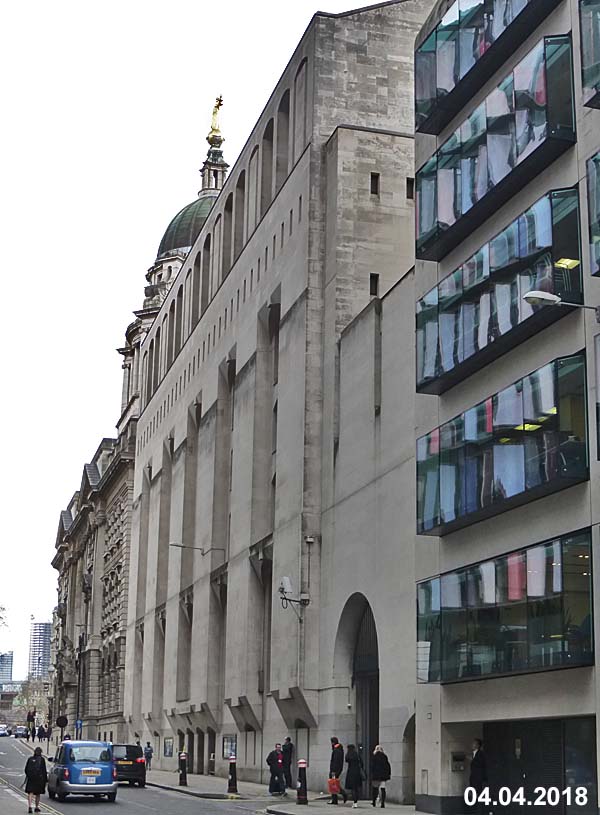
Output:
175 286 184 355
201 235 211 316
147 340 154 402
293 59 308 161
234 171 246 260
222 193 233 280
142 351 148 407
184 269 192 338
153 328 161 392
276 90 290 193
167 301 175 367
161 315 168 375
248 146 260 233
192 253 201 326
261 119 274 218
212 215 222 298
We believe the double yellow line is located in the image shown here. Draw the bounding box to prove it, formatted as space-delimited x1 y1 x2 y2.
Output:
0 776 63 815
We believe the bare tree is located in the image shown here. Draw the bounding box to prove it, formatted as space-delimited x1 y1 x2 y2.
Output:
0 606 5 627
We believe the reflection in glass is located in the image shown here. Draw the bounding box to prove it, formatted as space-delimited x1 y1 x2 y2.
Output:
438 132 462 229
587 153 600 276
417 530 593 683
417 288 439 384
417 430 440 532
439 270 463 372
581 0 600 106
461 104 489 211
440 417 465 523
416 157 438 253
437 4 460 98
416 32 437 128
464 399 493 513
487 76 515 185
514 40 547 161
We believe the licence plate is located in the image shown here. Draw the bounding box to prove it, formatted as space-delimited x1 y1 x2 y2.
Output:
82 769 101 776
86 777 96 784
119 760 133 765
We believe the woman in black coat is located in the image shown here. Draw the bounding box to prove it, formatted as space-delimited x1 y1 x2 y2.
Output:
345 744 364 807
370 745 391 808
24 746 47 813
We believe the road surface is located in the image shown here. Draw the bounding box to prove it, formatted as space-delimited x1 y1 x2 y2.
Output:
0 737 269 815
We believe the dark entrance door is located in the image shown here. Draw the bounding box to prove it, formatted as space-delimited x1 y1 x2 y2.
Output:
484 717 596 815
353 604 379 795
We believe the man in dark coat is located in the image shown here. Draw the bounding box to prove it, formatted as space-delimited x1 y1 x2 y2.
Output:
469 739 487 814
25 746 47 813
267 743 286 795
329 736 348 805
282 736 294 790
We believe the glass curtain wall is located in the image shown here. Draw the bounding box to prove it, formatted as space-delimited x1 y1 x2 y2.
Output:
416 0 545 132
416 353 588 535
416 36 575 259
587 152 600 275
581 0 600 107
416 530 593 683
416 188 581 391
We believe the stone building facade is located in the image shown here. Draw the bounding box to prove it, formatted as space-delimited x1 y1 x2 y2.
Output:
123 0 430 798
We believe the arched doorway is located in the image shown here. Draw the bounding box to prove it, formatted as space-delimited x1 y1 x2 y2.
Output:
334 594 380 793
353 603 379 788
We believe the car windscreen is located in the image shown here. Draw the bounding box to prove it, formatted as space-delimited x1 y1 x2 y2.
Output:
68 745 111 762
113 744 143 759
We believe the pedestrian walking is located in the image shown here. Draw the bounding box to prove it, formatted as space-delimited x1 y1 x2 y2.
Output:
46 725 52 746
37 725 45 742
24 746 47 814
328 736 348 805
25 727 30 743
282 736 294 790
266 743 286 795
370 745 391 808
469 739 487 815
30 726 36 743
345 744 365 808
144 741 154 770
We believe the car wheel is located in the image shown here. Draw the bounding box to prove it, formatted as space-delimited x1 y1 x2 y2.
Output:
107 791 117 802
57 790 67 803
139 781 145 788
48 789 56 800
128 779 135 785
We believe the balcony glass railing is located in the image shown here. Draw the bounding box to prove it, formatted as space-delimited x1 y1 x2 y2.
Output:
417 529 593 683
416 36 576 262
581 0 600 107
416 353 588 536
587 151 600 276
415 0 562 134
416 188 582 393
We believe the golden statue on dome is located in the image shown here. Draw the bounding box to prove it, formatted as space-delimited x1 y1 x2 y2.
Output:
208 95 224 146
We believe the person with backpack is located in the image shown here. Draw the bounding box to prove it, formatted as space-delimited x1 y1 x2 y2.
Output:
371 745 391 807
24 746 47 813
144 741 154 770
345 744 365 808
266 743 286 795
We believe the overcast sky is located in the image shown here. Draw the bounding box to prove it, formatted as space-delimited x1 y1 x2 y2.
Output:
0 0 358 679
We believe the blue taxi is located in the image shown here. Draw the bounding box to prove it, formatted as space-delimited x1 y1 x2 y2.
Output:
47 740 117 802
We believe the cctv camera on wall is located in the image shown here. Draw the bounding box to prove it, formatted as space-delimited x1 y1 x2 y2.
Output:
279 576 293 596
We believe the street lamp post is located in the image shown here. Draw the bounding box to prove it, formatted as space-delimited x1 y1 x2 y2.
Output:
522 290 600 322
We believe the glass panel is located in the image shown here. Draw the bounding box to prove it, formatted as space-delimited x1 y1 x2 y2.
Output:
416 156 438 250
417 430 440 532
466 561 499 677
492 382 524 500
490 0 527 41
439 269 463 372
490 276 519 339
518 194 551 259
416 288 439 386
564 717 597 815
417 578 441 682
514 40 547 162
545 36 575 136
550 188 581 300
519 253 553 322
462 246 490 359
458 0 491 78
557 354 587 478
416 32 437 128
522 362 559 489
526 541 563 668
490 218 519 273
441 571 468 680
495 550 528 672
437 130 462 229
597 335 600 461
440 417 465 523
587 153 600 276
436 3 459 99
486 75 516 186
464 399 494 512
581 0 600 104
461 104 488 212
562 532 593 665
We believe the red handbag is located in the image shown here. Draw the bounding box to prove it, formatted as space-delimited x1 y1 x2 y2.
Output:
328 777 341 795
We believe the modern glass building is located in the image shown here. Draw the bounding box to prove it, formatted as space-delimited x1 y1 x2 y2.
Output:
414 0 600 811
0 652 13 683
28 622 51 679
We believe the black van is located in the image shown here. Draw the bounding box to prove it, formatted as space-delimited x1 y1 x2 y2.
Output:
112 743 146 786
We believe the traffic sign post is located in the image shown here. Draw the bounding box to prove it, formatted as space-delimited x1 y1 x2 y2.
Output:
56 715 68 742
228 754 238 795
179 751 188 786
296 759 308 805
76 719 82 739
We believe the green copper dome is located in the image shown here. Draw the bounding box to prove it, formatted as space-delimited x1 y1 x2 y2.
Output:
157 194 216 259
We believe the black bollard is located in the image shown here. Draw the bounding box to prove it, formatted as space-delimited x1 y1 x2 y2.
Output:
228 755 239 794
179 751 188 786
296 758 308 805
